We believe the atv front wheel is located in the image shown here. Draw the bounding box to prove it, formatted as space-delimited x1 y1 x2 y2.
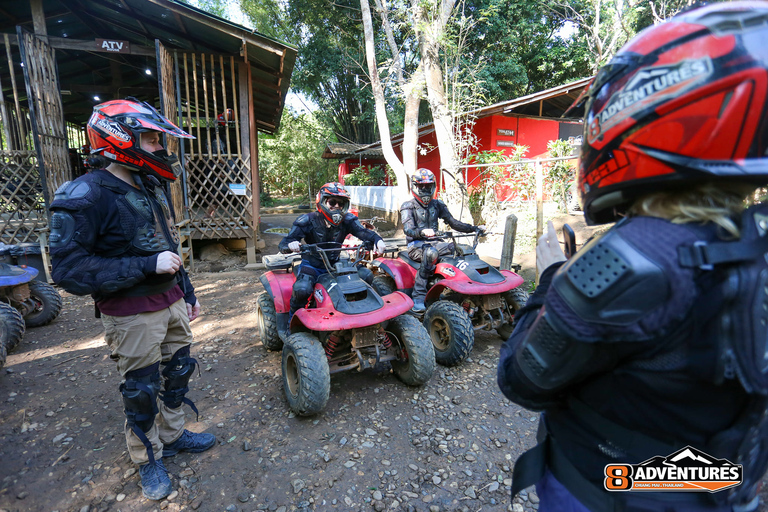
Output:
371 275 395 296
0 302 25 352
0 338 6 371
497 287 531 340
282 332 330 416
388 315 435 386
257 292 282 351
423 300 474 367
24 281 63 328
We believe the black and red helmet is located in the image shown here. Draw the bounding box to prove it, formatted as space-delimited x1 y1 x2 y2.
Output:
577 2 768 225
411 168 436 206
316 182 351 226
86 98 194 181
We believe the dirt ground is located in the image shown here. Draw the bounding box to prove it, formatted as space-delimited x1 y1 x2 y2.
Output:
0 212 766 512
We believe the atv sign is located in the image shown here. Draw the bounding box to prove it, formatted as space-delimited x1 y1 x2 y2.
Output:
605 446 742 493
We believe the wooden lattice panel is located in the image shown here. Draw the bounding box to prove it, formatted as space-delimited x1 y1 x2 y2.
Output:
156 41 185 219
0 150 45 244
186 155 253 239
19 31 71 200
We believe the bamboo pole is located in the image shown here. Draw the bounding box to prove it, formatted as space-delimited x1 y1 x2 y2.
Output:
535 160 543 285
230 56 241 156
183 53 193 158
219 55 231 157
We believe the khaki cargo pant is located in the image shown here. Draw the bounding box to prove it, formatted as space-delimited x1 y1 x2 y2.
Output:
102 299 194 464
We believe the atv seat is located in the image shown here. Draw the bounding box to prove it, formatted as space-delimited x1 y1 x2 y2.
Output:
263 253 300 271
398 251 421 270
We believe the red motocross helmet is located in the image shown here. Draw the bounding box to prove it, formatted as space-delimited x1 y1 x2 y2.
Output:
577 1 768 225
316 182 351 226
86 98 194 181
411 168 436 206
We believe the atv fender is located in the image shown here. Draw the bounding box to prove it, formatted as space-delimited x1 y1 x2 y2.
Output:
425 267 524 302
259 271 295 314
373 258 415 290
293 289 413 332
0 264 38 286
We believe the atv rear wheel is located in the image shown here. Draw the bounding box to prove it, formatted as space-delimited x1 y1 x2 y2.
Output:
257 292 282 351
423 300 474 367
388 315 435 386
371 275 395 297
497 287 530 340
0 338 6 371
23 281 63 328
0 302 25 352
282 332 330 415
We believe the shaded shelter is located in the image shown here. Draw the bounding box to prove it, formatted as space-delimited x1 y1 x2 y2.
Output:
0 0 297 266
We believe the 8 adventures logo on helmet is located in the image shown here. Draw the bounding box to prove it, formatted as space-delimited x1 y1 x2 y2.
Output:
587 58 713 144
605 446 742 493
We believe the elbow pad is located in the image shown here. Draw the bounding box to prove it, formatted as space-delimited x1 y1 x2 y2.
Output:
515 309 597 391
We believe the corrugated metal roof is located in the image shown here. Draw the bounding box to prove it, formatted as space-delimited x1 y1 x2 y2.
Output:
328 78 592 157
322 142 384 159
0 0 296 133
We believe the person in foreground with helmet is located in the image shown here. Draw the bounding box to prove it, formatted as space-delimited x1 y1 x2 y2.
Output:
498 3 768 511
279 182 387 329
48 98 215 501
401 168 483 313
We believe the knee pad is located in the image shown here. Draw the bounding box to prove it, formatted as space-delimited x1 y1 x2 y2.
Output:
120 362 161 433
420 245 439 277
356 265 374 285
292 274 315 305
160 346 198 410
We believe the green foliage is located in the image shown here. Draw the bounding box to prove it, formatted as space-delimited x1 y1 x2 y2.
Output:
546 139 576 212
259 109 337 198
343 165 398 186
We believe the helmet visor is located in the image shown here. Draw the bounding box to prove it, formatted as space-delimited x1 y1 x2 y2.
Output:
415 183 435 197
324 197 350 211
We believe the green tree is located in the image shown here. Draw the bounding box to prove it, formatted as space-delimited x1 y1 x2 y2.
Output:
259 108 338 200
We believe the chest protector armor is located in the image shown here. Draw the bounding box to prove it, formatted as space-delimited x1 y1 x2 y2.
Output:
108 178 179 257
413 201 440 232
678 203 768 505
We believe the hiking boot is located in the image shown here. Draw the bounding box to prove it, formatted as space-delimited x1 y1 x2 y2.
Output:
139 459 172 500
411 299 426 314
163 429 216 457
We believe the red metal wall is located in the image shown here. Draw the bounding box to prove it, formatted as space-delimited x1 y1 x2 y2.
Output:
337 114 578 201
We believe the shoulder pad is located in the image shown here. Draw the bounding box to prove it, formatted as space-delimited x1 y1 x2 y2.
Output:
294 214 311 226
552 228 669 326
342 212 358 223
50 177 100 210
400 200 415 211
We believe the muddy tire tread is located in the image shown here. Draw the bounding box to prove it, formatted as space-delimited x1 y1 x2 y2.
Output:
24 281 63 328
389 315 435 386
282 332 330 416
423 300 474 367
0 302 25 352
257 292 282 351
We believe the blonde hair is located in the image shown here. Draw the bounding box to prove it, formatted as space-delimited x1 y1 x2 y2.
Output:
627 183 757 238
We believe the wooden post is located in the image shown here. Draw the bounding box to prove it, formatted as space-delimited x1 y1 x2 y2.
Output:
535 160 543 285
30 0 48 42
499 213 518 271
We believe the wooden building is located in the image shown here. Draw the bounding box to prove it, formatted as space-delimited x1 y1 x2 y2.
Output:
0 0 296 266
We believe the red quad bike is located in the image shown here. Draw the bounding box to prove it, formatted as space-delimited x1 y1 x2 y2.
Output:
256 243 436 416
371 232 529 367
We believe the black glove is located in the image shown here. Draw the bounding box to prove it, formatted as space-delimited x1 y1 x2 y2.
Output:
474 226 486 237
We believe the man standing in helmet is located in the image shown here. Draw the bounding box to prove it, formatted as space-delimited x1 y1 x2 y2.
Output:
49 99 215 501
498 3 768 511
401 168 482 313
279 182 387 327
